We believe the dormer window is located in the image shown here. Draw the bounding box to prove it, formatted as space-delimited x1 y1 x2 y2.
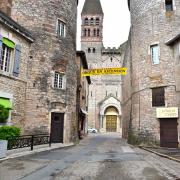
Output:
165 0 173 11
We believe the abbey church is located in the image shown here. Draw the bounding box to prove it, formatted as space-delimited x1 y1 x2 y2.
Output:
81 0 125 134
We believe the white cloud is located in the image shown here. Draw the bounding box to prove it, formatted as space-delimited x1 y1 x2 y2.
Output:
77 0 131 50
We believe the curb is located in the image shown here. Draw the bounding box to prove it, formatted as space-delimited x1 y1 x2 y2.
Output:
0 144 75 163
139 146 180 163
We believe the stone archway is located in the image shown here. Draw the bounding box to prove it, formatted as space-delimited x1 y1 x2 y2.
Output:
99 95 122 135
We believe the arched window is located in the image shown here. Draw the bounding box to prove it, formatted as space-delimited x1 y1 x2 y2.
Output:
83 29 87 36
93 29 96 36
93 48 96 53
88 48 91 53
95 18 100 25
90 18 94 25
84 18 88 25
88 29 90 36
97 29 100 36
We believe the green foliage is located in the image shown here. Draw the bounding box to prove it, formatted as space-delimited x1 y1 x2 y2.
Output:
0 126 21 140
0 105 9 123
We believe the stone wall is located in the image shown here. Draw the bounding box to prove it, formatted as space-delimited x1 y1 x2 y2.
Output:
10 0 78 142
0 24 31 131
122 0 180 144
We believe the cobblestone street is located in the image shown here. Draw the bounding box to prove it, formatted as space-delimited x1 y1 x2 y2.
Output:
0 133 180 180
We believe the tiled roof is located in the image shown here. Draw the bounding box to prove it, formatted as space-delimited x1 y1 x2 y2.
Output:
0 10 34 42
82 0 103 15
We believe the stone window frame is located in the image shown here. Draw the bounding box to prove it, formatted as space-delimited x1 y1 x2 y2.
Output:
53 71 66 90
0 91 13 126
149 42 160 65
0 40 16 76
164 0 176 12
57 19 66 38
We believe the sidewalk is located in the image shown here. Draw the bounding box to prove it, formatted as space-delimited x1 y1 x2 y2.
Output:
0 142 75 162
140 146 180 163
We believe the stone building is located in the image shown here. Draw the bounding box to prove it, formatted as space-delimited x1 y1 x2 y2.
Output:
81 0 124 134
2 0 79 143
122 0 180 147
76 51 91 138
0 9 33 129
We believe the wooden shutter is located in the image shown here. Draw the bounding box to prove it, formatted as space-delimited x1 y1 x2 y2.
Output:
152 87 165 106
13 44 21 77
0 35 3 63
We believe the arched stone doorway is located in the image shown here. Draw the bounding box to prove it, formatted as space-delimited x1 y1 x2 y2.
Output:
99 94 122 135
105 106 118 132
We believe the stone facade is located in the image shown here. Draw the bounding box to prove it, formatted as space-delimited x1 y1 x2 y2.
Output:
76 51 91 138
5 0 79 143
81 0 124 133
0 10 33 130
122 0 180 147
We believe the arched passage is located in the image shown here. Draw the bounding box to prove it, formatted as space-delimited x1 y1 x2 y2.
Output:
99 95 122 135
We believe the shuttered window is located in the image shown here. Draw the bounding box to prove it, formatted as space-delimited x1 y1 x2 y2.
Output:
152 87 165 107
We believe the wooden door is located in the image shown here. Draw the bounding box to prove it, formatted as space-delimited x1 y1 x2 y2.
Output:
51 113 64 143
106 115 117 132
160 119 178 148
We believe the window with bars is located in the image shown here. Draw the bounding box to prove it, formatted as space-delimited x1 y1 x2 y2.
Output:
57 20 66 37
150 44 159 64
165 0 173 11
152 87 165 107
54 72 64 89
0 44 12 72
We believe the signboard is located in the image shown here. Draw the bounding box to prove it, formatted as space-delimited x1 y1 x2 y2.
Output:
156 107 179 118
81 68 127 76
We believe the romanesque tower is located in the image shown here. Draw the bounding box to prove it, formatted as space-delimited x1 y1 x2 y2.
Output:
81 0 124 134
81 0 104 63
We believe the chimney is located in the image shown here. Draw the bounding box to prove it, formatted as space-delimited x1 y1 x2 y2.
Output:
0 0 12 16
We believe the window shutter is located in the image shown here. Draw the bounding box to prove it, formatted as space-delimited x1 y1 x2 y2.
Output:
0 35 3 62
13 44 21 77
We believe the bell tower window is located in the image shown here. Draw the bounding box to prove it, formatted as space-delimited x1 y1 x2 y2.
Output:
84 18 89 25
93 29 96 36
90 18 94 25
88 29 90 36
97 29 100 36
96 18 100 25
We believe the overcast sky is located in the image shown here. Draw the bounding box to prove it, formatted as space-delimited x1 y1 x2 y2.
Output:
77 0 131 50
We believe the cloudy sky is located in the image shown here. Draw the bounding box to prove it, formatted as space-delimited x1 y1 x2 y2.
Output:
77 0 131 50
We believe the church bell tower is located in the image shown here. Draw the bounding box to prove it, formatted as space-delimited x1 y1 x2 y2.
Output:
81 0 104 61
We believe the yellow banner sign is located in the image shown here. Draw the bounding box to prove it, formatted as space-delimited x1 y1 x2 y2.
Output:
81 68 127 76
